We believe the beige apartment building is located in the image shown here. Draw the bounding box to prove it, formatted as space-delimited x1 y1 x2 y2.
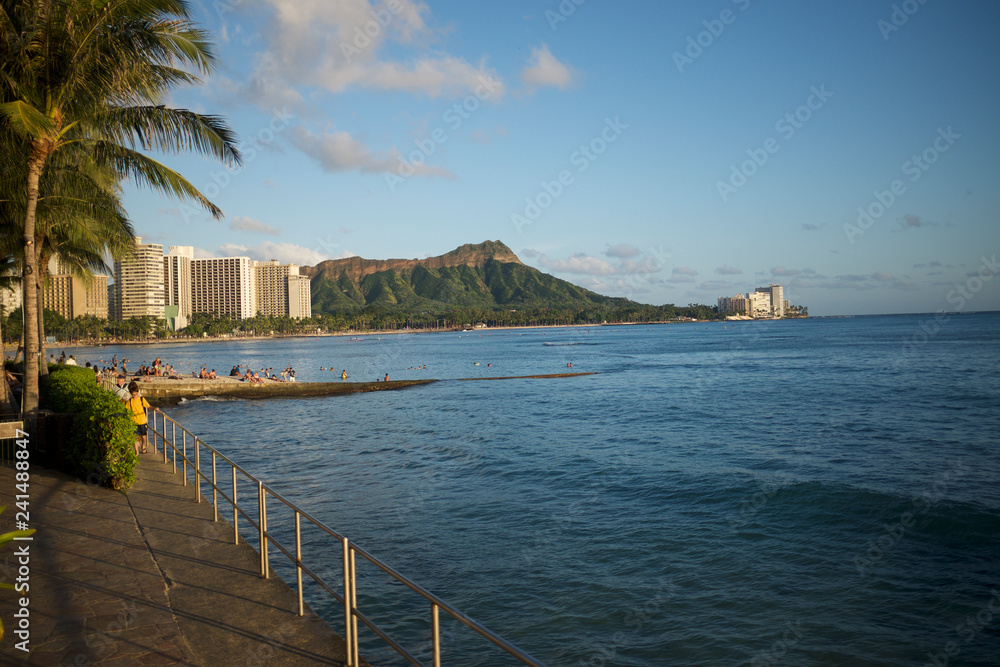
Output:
191 256 257 319
1 283 21 315
113 238 165 320
108 240 312 325
39 256 109 320
254 260 313 319
42 274 109 320
718 294 749 315
288 274 312 319
164 246 194 329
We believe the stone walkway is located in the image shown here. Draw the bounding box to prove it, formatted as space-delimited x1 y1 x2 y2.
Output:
0 449 355 666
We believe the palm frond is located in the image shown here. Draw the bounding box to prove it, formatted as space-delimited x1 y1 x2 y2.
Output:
0 100 55 139
97 105 240 166
94 140 223 218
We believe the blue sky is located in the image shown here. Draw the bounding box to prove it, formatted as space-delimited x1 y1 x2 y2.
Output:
127 0 1000 316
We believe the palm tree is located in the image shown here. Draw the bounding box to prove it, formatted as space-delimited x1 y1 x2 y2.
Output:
0 133 136 375
0 0 241 410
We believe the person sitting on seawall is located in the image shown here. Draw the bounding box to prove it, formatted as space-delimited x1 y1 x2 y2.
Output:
123 381 158 455
230 365 241 377
207 369 217 379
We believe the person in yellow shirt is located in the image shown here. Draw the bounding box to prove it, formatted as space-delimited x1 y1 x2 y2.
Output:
123 381 158 455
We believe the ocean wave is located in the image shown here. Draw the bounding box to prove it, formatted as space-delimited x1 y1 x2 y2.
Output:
542 342 599 346
179 395 241 403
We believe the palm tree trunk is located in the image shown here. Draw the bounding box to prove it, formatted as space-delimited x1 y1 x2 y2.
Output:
21 143 49 412
37 281 48 377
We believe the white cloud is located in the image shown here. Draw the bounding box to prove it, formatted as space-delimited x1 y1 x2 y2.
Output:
525 250 662 278
230 216 281 236
217 241 353 265
715 264 743 275
192 247 216 259
537 253 617 276
289 126 455 178
521 43 575 92
605 244 640 259
244 0 506 106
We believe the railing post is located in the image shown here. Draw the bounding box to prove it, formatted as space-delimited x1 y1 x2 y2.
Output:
233 466 239 545
432 603 441 667
295 511 304 616
152 410 158 454
343 538 353 666
166 420 174 464
350 549 359 667
212 452 218 521
259 481 269 578
195 438 201 503
182 431 187 486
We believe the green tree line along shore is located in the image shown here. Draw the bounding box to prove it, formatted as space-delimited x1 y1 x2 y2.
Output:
2 303 732 344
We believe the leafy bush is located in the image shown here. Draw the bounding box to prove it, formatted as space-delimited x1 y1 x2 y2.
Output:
44 367 138 491
42 366 101 412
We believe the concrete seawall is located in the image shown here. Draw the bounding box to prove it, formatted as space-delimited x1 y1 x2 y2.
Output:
130 373 597 404
134 378 436 404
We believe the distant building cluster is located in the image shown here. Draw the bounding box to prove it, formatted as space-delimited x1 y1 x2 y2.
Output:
35 238 311 329
717 284 788 318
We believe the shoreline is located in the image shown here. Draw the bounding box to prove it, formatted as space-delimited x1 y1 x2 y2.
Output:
17 318 740 353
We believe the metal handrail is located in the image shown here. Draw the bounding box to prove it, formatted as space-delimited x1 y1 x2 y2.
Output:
149 411 546 667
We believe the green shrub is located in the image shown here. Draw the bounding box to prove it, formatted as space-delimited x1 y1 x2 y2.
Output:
42 366 102 412
44 367 138 491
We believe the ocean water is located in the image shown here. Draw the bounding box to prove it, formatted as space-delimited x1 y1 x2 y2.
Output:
65 313 1000 666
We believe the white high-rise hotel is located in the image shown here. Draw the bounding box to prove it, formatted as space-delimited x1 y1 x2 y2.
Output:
113 238 312 328
717 284 785 318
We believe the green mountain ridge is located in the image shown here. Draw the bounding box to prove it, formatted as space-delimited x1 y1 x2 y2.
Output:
303 241 638 314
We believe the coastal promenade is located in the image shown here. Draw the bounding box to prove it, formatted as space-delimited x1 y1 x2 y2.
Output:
0 453 357 665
